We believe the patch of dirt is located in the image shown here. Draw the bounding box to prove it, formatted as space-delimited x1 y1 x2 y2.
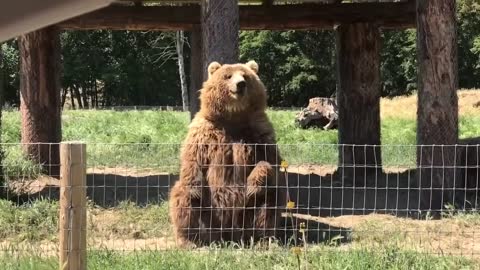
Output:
283 164 337 176
0 237 177 257
284 165 412 176
3 166 478 258
3 211 480 261
5 165 422 214
88 237 177 251
87 167 171 177
8 175 59 195
289 212 480 258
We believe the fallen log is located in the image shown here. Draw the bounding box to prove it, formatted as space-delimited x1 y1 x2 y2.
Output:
295 97 338 130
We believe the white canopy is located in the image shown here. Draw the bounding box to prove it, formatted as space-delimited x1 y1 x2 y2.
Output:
0 0 113 42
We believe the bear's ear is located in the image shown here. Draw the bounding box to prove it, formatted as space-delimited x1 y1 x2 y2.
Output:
208 62 222 78
245 60 259 74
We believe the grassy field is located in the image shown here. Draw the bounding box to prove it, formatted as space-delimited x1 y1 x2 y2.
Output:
1 199 480 269
1 90 480 269
0 247 477 270
2 90 480 178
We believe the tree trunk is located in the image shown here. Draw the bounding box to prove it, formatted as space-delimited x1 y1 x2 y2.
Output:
201 0 239 80
176 31 189 112
416 0 458 212
70 87 76 109
336 23 382 186
189 25 202 119
19 27 61 177
0 46 5 186
94 80 99 108
61 88 67 109
74 85 83 108
81 86 89 109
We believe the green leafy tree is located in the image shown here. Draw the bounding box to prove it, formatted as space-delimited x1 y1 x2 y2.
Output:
240 30 336 107
0 0 479 108
1 41 20 106
61 30 181 107
380 29 417 97
458 0 480 88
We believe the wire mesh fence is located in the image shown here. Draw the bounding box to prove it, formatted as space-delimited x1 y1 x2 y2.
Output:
0 142 479 268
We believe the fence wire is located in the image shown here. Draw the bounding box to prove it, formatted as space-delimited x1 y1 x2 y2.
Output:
0 142 479 266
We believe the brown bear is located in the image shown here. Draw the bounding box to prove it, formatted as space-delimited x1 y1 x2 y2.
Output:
169 60 287 247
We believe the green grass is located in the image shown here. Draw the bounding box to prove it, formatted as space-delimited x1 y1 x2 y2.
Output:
1 197 480 269
89 201 171 239
0 199 171 242
2 110 424 177
1 109 479 175
0 247 476 270
0 199 58 242
0 108 479 268
1 109 480 175
460 116 480 139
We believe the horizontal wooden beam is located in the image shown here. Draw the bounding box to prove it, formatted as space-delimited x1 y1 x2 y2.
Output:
59 2 415 31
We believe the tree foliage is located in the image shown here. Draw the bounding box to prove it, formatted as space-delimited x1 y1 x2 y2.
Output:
458 0 480 88
61 30 181 108
380 30 417 97
1 41 19 106
0 0 479 108
240 30 336 107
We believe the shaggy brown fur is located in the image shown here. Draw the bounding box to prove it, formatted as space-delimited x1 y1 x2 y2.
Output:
169 61 287 247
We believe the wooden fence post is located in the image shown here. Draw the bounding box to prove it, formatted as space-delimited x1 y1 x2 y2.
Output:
59 142 87 270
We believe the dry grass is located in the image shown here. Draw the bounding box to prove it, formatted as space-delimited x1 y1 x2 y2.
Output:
381 89 480 119
4 208 480 258
289 212 480 259
339 214 480 257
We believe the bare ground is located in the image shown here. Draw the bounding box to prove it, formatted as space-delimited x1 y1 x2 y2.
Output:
2 164 478 258
2 211 480 260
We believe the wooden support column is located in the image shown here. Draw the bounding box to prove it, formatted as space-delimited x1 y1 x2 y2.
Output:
0 47 4 184
19 26 62 177
59 142 87 270
416 0 458 211
189 25 202 120
201 0 239 79
336 23 382 185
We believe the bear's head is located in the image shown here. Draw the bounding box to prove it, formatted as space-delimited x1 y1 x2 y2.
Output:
199 60 267 118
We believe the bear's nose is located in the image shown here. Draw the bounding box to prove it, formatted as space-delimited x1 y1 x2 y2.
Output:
236 81 246 94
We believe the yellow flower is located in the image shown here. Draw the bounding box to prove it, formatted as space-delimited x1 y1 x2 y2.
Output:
291 247 302 255
286 201 295 209
299 222 306 233
281 160 289 169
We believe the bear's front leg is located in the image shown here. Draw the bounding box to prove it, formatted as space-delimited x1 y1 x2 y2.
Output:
245 161 287 243
169 182 202 248
169 181 217 248
246 161 273 199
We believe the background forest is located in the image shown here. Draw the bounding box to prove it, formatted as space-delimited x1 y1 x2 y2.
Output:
1 0 479 108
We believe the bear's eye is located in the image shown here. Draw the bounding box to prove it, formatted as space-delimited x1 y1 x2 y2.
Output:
225 74 232 80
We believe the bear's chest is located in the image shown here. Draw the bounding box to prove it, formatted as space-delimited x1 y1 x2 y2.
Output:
204 127 262 182
223 126 268 163
222 124 256 142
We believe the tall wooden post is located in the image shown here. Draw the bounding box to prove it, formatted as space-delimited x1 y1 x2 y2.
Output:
59 142 87 270
201 0 239 79
0 47 4 184
336 23 382 185
19 26 61 177
189 25 202 120
416 0 458 211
